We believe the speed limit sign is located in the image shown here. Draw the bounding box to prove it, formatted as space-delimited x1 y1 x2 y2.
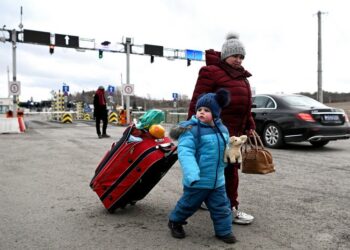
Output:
9 81 21 95
122 84 134 96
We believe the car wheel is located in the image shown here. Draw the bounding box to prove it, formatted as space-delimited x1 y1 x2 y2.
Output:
310 140 329 147
263 123 284 148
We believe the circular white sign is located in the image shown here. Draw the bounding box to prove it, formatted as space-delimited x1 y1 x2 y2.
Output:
123 84 134 95
9 81 21 95
11 84 19 93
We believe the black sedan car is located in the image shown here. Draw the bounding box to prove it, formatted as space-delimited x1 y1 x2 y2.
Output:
251 94 350 148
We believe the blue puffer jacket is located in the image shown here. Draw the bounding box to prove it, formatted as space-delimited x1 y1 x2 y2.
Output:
176 115 229 189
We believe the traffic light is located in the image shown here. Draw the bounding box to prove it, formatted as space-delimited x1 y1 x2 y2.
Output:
49 45 54 55
99 49 103 59
101 41 111 46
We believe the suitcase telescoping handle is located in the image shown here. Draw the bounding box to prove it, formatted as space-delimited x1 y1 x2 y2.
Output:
157 143 177 158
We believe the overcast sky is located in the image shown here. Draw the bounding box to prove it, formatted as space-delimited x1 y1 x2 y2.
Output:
0 0 349 102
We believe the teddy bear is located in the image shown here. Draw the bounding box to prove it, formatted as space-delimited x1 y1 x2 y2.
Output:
224 135 248 163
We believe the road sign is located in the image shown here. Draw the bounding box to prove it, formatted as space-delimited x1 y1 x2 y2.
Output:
23 29 51 45
55 34 79 48
185 49 203 61
144 44 164 56
9 81 21 96
84 103 92 112
108 85 115 94
62 85 69 93
172 92 178 101
122 84 134 96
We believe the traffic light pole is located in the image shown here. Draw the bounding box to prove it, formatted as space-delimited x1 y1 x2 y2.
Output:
125 38 131 124
317 11 324 103
11 29 17 116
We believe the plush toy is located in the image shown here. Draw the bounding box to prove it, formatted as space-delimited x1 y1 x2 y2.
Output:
224 135 248 163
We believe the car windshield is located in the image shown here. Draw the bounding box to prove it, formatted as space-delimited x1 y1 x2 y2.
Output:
283 95 328 108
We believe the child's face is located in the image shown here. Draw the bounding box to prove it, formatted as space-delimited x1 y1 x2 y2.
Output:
196 107 214 125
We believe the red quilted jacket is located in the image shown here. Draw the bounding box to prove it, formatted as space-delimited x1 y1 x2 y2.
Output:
187 49 256 136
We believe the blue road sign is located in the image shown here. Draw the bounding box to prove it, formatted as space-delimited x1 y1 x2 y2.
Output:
62 84 69 93
172 92 178 101
108 85 115 94
84 103 92 112
185 49 203 61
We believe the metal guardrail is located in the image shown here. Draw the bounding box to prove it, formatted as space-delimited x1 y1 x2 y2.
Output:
19 110 189 124
131 111 188 124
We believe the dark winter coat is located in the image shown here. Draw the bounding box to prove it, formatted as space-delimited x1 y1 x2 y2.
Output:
188 49 256 136
93 90 107 118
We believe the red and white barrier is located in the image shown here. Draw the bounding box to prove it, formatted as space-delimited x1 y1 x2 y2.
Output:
0 117 26 134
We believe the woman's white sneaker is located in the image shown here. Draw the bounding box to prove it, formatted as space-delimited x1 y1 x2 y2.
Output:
232 208 254 225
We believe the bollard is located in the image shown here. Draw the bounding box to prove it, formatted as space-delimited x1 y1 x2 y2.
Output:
18 117 26 132
119 110 127 126
83 113 91 121
61 113 73 123
108 112 118 123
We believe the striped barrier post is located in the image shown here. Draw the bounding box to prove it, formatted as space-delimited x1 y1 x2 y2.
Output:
18 117 26 132
76 102 83 120
83 113 91 121
119 110 127 126
108 112 118 123
61 113 73 123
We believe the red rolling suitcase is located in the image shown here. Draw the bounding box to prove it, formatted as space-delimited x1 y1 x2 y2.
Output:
90 124 178 212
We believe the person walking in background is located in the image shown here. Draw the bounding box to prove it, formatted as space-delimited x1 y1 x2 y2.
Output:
187 32 256 225
93 86 110 139
168 89 236 244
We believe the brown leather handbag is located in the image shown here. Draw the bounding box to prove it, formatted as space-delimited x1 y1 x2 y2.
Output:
241 131 275 174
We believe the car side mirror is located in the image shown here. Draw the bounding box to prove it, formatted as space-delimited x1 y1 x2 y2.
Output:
252 103 257 108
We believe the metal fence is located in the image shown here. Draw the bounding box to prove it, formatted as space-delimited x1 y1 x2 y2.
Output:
131 110 188 124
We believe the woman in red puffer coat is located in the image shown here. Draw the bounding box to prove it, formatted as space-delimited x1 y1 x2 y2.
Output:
187 32 256 225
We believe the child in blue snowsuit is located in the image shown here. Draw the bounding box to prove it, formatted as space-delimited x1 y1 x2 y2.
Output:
168 89 236 244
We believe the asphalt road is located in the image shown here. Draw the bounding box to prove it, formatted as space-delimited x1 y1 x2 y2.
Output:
0 118 349 250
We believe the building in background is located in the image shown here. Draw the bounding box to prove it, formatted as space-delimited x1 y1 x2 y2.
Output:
0 97 12 114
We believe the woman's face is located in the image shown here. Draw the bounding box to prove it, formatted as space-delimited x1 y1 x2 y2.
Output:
225 54 244 68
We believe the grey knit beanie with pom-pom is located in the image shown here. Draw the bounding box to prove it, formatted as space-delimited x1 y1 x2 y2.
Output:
221 32 246 60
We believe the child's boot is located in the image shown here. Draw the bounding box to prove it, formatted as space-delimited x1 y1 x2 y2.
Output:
168 220 186 239
216 233 237 244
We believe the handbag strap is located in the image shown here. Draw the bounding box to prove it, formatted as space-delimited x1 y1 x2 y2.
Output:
243 135 254 154
245 131 265 152
253 131 265 149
